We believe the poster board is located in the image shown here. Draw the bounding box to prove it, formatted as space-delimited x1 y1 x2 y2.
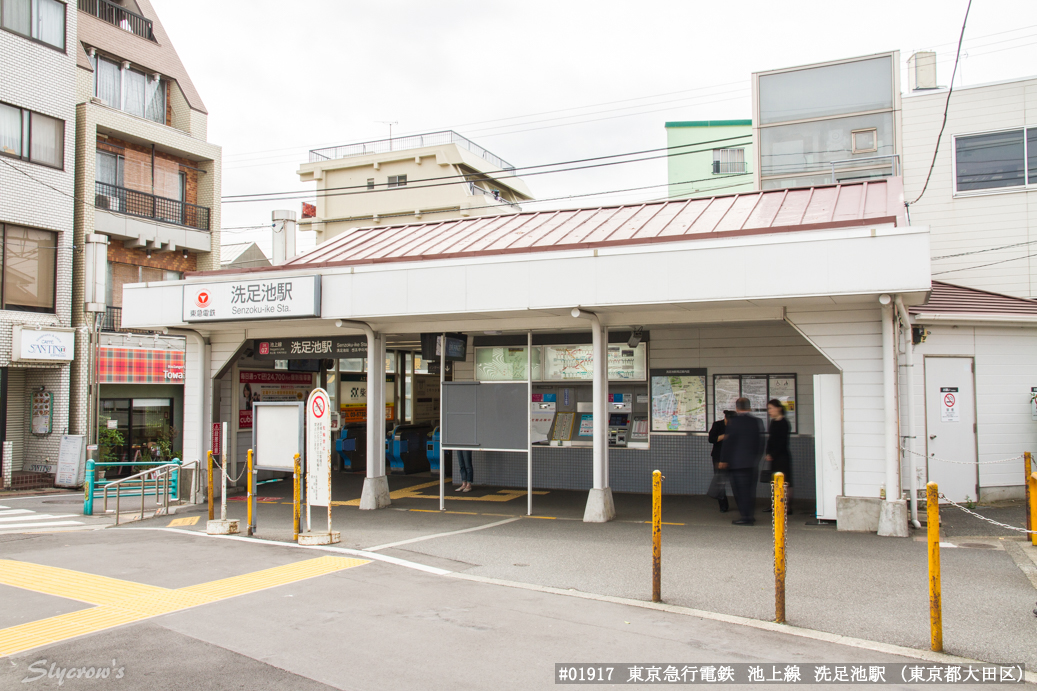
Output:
650 368 707 432
252 402 305 471
412 374 441 422
712 374 798 432
530 411 555 444
55 435 86 487
239 371 313 430
31 391 53 436
441 382 527 451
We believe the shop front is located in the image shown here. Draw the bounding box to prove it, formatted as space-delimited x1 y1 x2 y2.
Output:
119 179 933 533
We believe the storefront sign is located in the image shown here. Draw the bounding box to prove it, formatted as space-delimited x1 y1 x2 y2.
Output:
239 371 313 429
183 275 321 322
253 336 366 360
31 391 53 436
338 373 395 424
941 387 960 422
12 326 75 362
55 435 86 488
97 347 186 384
306 388 331 507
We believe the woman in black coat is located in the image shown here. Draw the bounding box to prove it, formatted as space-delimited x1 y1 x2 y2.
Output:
764 399 793 513
706 411 733 512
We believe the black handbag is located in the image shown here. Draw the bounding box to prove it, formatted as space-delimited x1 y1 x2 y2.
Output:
706 470 728 499
758 461 773 484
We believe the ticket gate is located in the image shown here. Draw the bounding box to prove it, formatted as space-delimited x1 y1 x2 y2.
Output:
426 426 440 472
336 424 367 472
388 424 433 474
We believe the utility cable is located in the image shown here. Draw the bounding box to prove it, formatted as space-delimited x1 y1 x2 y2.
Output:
931 251 1037 276
908 0 973 206
932 238 1037 261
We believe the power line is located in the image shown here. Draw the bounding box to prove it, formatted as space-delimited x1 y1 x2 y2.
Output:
932 239 1037 261
932 251 1037 276
222 134 752 204
908 0 973 207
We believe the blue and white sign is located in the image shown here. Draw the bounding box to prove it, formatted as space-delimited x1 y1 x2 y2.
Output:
12 326 75 362
183 275 321 322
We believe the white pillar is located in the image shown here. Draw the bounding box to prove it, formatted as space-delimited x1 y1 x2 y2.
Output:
573 308 614 523
878 294 908 537
895 296 922 528
360 329 390 509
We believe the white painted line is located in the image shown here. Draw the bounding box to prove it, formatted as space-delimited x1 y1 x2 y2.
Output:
126 528 452 576
364 517 521 552
0 521 85 530
0 513 75 523
0 509 33 516
0 525 104 535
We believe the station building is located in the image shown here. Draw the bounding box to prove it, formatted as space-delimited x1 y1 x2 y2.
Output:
120 176 947 534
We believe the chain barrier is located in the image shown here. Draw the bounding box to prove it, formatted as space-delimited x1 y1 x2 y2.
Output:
938 493 1037 535
213 456 248 484
905 449 1023 466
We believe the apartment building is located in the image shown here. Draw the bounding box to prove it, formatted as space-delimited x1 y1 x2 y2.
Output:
664 120 754 199
71 0 222 466
298 130 533 245
0 0 77 487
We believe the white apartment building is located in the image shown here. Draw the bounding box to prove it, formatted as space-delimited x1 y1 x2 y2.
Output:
0 0 77 488
298 130 534 245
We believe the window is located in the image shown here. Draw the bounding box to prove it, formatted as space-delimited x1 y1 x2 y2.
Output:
0 223 57 312
758 56 893 125
366 178 375 190
0 102 63 168
954 129 1029 193
712 148 745 174
387 175 407 188
1 0 65 50
851 128 877 154
93 55 166 124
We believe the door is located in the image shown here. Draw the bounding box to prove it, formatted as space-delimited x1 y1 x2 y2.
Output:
924 357 977 503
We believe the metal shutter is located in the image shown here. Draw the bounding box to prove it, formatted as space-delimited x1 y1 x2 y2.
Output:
5 369 25 472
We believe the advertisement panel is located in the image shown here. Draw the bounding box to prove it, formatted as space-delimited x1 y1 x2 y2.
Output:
239 371 313 429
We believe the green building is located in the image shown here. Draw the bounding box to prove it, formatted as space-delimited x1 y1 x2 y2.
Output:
664 120 754 198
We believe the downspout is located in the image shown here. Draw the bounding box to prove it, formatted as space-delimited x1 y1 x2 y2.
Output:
895 296 922 529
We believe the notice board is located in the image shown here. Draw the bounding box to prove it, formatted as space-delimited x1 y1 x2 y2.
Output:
441 382 527 451
252 402 305 472
55 435 86 488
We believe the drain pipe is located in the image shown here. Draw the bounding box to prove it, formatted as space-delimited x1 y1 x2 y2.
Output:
894 296 922 529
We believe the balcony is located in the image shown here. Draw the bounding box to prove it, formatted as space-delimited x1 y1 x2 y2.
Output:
309 130 515 171
78 0 155 41
95 181 210 231
101 306 152 334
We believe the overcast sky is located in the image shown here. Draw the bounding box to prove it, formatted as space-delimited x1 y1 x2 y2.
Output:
153 0 1037 258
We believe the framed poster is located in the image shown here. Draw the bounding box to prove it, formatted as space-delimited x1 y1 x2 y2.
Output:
650 368 707 432
712 374 798 433
239 371 313 430
32 391 53 436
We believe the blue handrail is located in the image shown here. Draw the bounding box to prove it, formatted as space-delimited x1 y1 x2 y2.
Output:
84 458 181 516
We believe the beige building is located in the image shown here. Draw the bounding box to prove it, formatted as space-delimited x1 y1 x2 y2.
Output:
297 130 533 244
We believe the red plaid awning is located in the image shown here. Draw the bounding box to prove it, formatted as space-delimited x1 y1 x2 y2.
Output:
97 347 186 384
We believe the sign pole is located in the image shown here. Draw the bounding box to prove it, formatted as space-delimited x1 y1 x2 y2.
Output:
527 330 533 517
439 333 446 512
299 388 338 545
206 421 238 535
220 421 229 521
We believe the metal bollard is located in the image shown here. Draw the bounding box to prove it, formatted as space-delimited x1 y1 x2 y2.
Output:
1025 452 1032 535
84 460 95 516
293 453 301 541
651 470 662 603
247 449 254 536
207 450 214 521
773 471 787 624
1029 472 1037 548
927 481 942 652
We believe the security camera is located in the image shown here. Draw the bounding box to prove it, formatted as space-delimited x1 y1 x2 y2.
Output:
627 326 643 349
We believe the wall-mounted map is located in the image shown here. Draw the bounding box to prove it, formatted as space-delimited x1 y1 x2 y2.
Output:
650 368 707 432
543 343 646 381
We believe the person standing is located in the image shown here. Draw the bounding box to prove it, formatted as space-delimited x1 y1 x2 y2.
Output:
455 449 474 493
718 397 765 525
707 411 734 512
764 399 793 514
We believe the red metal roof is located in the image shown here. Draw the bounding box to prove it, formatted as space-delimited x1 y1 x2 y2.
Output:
204 179 906 275
911 281 1037 316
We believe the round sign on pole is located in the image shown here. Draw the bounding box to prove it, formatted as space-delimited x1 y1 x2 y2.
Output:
306 388 332 508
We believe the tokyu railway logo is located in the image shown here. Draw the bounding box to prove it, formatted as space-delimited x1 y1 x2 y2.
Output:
194 290 211 309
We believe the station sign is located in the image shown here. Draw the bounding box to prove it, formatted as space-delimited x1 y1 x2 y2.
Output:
183 275 321 322
253 336 366 360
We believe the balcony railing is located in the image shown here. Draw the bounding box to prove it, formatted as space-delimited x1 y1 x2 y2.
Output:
78 0 155 41
309 130 515 171
102 306 154 334
95 181 210 231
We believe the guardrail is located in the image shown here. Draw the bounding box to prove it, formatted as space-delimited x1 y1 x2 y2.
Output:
84 458 202 523
309 130 515 170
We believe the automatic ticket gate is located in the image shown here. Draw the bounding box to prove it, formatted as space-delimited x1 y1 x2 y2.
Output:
426 426 441 473
336 424 367 473
387 424 433 474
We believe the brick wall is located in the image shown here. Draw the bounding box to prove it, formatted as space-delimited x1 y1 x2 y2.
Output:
96 135 198 204
107 242 198 272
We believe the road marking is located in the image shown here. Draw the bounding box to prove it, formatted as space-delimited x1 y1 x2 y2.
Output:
365 517 522 552
0 556 367 656
0 514 75 523
0 521 86 532
0 505 85 535
0 509 33 516
168 516 200 527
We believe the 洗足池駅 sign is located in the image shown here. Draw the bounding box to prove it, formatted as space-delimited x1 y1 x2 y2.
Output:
253 336 366 360
183 276 321 322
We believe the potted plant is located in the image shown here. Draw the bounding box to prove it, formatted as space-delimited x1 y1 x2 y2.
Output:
96 417 124 480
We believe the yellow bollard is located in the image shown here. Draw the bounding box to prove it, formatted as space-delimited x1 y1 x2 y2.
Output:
207 450 214 521
927 481 942 652
651 470 662 603
246 449 254 537
293 453 301 541
773 471 787 624
1029 472 1037 548
1025 452 1032 535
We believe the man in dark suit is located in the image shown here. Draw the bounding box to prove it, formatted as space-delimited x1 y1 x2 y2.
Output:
718 397 765 525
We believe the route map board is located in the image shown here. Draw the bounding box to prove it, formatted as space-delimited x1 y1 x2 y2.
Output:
475 346 542 381
650 368 707 432
542 343 646 381
551 412 575 442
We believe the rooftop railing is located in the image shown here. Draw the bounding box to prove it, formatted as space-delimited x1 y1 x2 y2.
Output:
309 130 515 171
78 0 154 41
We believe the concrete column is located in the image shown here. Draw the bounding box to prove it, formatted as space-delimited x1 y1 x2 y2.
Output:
361 330 389 509
573 308 614 523
878 295 908 537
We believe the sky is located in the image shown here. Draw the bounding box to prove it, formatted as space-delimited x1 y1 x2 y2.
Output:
152 0 1037 258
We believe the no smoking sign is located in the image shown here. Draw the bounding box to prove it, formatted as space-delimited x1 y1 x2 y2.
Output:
940 386 959 423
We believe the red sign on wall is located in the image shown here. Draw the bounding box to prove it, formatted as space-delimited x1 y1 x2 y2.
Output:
211 423 221 456
97 347 186 384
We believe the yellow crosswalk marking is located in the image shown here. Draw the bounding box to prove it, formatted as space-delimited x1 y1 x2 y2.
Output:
0 556 368 657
